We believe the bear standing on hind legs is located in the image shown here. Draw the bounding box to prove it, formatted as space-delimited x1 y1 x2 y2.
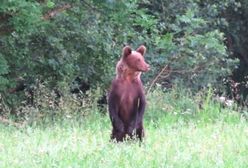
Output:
108 45 150 142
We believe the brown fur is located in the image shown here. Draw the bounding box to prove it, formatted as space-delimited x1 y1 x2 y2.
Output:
108 45 150 142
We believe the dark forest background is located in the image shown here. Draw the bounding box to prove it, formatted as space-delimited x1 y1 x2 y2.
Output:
0 0 247 121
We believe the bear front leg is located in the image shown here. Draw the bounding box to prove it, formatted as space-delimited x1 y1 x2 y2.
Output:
108 91 125 140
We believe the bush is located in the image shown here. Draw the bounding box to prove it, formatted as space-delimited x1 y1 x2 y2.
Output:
146 86 241 127
0 0 242 117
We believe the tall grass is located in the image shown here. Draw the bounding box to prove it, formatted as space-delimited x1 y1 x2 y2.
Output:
0 87 247 168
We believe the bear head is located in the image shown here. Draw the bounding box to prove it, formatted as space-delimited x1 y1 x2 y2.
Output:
116 45 150 79
122 45 150 72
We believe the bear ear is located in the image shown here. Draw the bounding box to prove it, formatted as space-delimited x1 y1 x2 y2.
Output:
136 45 146 56
122 46 132 58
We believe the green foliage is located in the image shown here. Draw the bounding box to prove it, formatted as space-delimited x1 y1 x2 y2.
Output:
0 0 244 115
146 86 242 126
0 54 9 91
8 82 104 124
0 0 43 33
145 1 238 90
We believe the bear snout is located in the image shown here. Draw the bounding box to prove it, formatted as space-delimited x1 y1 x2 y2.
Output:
143 64 150 72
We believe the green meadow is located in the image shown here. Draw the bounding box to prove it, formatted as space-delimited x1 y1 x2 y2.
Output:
1 89 248 168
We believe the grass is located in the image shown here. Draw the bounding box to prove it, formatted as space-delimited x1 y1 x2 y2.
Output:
1 113 248 167
0 88 248 167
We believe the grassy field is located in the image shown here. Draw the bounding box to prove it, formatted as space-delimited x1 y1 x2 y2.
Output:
1 89 248 168
1 112 248 167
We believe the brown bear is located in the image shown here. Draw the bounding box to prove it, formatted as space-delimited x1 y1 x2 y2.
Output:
108 45 150 142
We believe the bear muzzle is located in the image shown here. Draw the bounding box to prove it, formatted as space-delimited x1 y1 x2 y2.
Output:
142 64 150 72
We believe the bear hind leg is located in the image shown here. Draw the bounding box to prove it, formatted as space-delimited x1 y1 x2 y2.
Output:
111 129 125 142
136 124 145 141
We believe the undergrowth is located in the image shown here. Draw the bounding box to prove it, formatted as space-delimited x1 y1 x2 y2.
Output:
0 87 247 168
